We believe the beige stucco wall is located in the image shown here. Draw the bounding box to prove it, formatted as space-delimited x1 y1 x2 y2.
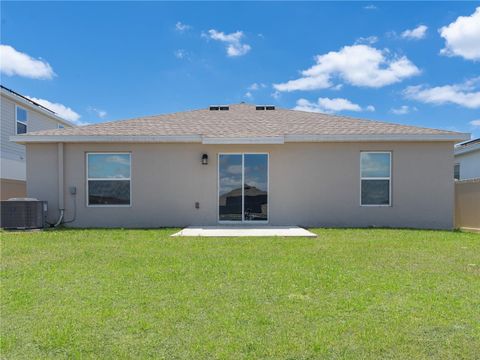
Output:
455 179 480 230
0 178 26 200
26 141 455 229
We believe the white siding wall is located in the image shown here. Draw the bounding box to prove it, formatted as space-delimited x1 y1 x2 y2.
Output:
1 94 70 181
456 150 480 180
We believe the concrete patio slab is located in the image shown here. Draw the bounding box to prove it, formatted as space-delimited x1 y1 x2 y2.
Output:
171 226 317 237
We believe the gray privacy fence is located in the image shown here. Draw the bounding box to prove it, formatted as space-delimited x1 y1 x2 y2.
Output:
455 179 480 230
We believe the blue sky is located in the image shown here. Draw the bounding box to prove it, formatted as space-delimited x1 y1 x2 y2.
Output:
1 2 479 138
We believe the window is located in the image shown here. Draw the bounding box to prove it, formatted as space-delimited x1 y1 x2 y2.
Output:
57 124 65 129
454 163 460 180
360 151 391 206
86 153 131 206
16 106 28 134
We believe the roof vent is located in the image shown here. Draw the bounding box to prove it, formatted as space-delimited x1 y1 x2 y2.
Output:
256 105 275 110
209 105 229 111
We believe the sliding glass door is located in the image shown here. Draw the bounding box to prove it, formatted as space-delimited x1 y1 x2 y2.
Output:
218 153 268 222
218 154 243 221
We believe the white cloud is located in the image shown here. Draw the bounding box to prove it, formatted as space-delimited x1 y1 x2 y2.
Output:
390 105 417 115
293 97 375 114
204 29 251 57
175 22 191 32
174 49 187 59
364 4 377 10
27 96 83 124
355 36 379 45
404 77 480 109
87 106 107 119
273 45 420 92
248 83 266 91
271 91 281 100
439 7 480 61
245 83 266 98
0 45 55 79
401 25 428 40
469 119 480 127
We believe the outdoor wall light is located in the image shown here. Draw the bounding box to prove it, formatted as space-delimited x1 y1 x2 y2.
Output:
201 154 208 165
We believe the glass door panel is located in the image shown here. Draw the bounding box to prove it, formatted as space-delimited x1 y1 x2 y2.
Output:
218 154 243 221
218 153 268 222
244 154 268 221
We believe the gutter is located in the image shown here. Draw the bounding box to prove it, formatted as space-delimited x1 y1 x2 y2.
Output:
454 142 480 156
11 132 471 144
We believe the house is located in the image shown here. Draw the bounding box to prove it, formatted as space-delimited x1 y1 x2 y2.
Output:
11 103 469 229
1 85 75 199
454 138 480 180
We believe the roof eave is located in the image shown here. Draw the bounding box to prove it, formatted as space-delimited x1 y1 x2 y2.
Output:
11 132 470 144
454 142 480 155
285 133 470 143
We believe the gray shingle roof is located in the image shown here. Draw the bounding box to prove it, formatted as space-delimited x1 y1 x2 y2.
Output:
14 103 468 142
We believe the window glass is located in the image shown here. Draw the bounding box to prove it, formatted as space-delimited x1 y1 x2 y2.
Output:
87 154 130 179
58 124 65 129
454 163 460 180
17 122 27 134
87 153 131 206
244 154 268 221
219 154 242 221
360 152 390 178
361 180 390 205
88 180 130 205
16 107 27 122
361 152 391 206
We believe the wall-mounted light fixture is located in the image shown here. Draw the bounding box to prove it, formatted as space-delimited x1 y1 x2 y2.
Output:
201 154 208 165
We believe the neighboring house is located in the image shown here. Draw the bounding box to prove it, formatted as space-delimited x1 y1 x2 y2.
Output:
454 138 480 180
11 103 469 229
1 85 75 199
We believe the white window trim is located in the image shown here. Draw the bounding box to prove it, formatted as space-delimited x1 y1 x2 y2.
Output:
86 152 132 208
360 151 392 207
15 105 28 135
217 152 269 224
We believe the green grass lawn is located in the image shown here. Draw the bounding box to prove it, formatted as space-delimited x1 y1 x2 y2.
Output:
1 228 479 359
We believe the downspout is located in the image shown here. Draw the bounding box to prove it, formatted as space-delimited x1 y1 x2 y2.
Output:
54 142 64 227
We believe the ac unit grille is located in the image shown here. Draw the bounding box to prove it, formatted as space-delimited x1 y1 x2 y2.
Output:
0 200 47 229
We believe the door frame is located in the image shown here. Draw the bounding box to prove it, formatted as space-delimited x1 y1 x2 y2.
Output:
217 152 269 224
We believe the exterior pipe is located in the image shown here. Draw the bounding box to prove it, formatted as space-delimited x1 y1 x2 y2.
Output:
53 209 64 227
54 142 64 227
